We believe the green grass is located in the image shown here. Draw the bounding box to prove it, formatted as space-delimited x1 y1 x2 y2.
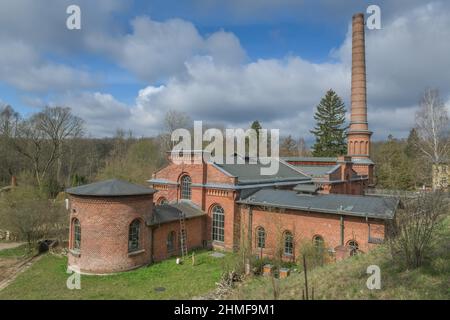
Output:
0 250 232 300
0 244 34 258
230 218 450 300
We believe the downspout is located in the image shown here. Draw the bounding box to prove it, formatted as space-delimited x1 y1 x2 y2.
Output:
340 215 345 246
248 205 253 250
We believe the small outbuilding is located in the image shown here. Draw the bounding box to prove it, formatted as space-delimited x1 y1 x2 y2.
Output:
66 179 156 274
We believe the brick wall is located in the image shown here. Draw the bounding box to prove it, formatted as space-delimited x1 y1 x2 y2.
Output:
240 206 386 260
68 195 153 274
151 216 206 261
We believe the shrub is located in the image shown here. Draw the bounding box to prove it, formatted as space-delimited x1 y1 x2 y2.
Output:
387 191 449 269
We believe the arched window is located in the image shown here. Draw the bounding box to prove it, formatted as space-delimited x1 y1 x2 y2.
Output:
212 205 225 242
158 197 168 205
347 240 359 256
313 235 324 248
128 219 141 252
180 175 192 200
284 231 294 256
73 219 81 250
167 231 176 253
256 227 265 249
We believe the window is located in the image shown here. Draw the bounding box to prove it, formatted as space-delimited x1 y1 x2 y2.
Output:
212 205 225 242
180 175 192 200
128 219 141 252
347 240 359 256
73 219 81 250
158 197 168 205
256 227 265 249
284 231 293 255
167 231 176 253
313 235 324 248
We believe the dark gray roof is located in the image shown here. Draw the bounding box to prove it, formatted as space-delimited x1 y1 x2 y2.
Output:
214 158 310 185
294 165 340 177
66 179 156 197
282 157 338 163
352 158 375 165
238 189 398 220
293 184 319 193
150 201 206 225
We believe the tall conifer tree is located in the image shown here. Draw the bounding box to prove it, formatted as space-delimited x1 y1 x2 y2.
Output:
310 89 347 157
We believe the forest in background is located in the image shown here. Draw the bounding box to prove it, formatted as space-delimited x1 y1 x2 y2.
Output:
0 88 449 196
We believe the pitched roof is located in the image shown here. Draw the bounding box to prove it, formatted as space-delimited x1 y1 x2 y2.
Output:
149 201 206 225
214 157 310 185
66 179 156 197
282 156 338 163
294 165 340 177
238 189 398 220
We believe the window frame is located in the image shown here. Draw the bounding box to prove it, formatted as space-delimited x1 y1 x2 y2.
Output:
180 175 192 200
256 226 266 249
313 235 324 248
347 240 359 255
284 231 294 256
158 197 168 205
211 205 225 243
128 219 141 253
72 218 81 251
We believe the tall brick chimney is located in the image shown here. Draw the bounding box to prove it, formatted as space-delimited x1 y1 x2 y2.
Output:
347 13 372 159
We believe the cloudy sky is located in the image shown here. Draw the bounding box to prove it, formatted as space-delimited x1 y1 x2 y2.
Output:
1 0 450 142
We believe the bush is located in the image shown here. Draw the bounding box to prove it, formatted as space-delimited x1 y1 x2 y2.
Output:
388 191 449 269
297 240 331 270
0 186 68 248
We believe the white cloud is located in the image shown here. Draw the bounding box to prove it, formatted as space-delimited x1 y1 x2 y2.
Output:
0 40 96 92
4 1 450 141
86 16 247 82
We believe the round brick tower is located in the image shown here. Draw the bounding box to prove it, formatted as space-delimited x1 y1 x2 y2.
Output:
66 179 156 274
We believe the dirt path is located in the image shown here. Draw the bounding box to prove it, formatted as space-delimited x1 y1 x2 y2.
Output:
0 242 25 251
0 255 41 291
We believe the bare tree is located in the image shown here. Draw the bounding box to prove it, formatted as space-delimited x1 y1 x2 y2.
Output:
280 135 298 156
0 105 21 183
160 110 192 151
13 106 84 188
388 191 448 268
297 137 309 156
0 186 67 248
415 89 450 163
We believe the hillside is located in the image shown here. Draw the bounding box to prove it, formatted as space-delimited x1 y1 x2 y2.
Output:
228 218 450 300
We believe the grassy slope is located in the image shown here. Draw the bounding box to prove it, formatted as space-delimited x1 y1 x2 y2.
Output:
0 244 34 258
0 250 231 300
230 218 450 300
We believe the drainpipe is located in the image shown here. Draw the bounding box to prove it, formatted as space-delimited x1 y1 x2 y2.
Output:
340 216 345 246
248 205 253 249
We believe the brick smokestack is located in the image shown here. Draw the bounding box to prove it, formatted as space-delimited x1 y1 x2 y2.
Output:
347 13 372 159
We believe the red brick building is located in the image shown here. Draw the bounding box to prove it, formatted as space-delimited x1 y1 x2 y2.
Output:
66 13 398 274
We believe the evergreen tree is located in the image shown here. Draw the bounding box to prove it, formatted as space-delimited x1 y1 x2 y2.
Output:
310 89 347 157
246 121 263 157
